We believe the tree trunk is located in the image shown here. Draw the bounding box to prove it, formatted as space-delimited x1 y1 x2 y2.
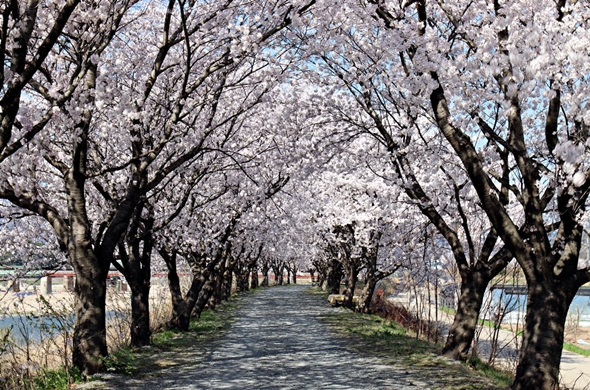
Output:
261 263 269 287
116 211 153 348
128 279 150 347
342 263 358 309
193 274 217 319
512 281 575 390
356 275 378 314
212 264 225 305
220 265 233 301
71 249 108 376
167 274 208 331
67 108 111 375
242 270 250 291
166 271 191 332
272 266 282 285
161 250 208 331
250 267 259 289
327 259 342 294
441 275 488 360
236 270 245 292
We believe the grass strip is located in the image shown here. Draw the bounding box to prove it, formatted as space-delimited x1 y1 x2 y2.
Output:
317 299 513 389
563 342 590 357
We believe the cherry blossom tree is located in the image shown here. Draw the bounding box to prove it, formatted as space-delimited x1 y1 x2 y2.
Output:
314 52 513 360
360 1 590 388
1 0 139 374
1 0 315 374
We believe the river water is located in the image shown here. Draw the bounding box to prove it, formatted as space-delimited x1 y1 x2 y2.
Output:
489 289 590 325
0 311 125 344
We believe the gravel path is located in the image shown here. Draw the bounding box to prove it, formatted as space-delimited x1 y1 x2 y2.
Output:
91 285 450 389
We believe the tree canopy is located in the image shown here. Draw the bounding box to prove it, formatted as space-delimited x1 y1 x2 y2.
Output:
1 1 590 389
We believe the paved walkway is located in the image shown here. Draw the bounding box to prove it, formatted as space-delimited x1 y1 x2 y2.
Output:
93 285 450 389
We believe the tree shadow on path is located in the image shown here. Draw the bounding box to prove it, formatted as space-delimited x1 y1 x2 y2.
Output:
85 285 503 389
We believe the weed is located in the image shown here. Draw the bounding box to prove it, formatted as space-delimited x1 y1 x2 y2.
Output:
32 366 83 390
101 348 137 375
320 308 512 389
467 357 513 388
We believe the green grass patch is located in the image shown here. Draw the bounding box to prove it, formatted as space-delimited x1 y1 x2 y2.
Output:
319 308 512 389
466 357 514 388
32 366 84 390
563 342 590 357
307 287 330 299
0 366 84 390
440 305 455 315
101 347 138 375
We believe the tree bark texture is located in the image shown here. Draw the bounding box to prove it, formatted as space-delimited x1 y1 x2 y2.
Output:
441 276 488 360
342 263 358 309
511 274 577 390
356 275 378 314
128 279 151 346
261 263 269 287
71 247 108 376
327 259 343 295
250 267 259 289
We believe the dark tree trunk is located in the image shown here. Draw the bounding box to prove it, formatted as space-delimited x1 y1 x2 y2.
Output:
161 250 209 331
167 275 208 331
212 260 226 305
193 271 218 319
71 248 108 376
165 257 191 331
115 208 154 348
261 263 269 287
194 281 215 318
207 290 218 311
442 275 488 360
66 100 111 375
327 259 342 295
220 263 233 301
356 275 378 314
355 236 396 314
309 268 315 283
342 262 359 309
250 267 259 289
162 251 185 329
170 302 191 331
291 265 297 284
128 279 151 347
286 266 291 284
272 266 283 285
512 279 576 390
241 269 250 291
236 266 247 292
